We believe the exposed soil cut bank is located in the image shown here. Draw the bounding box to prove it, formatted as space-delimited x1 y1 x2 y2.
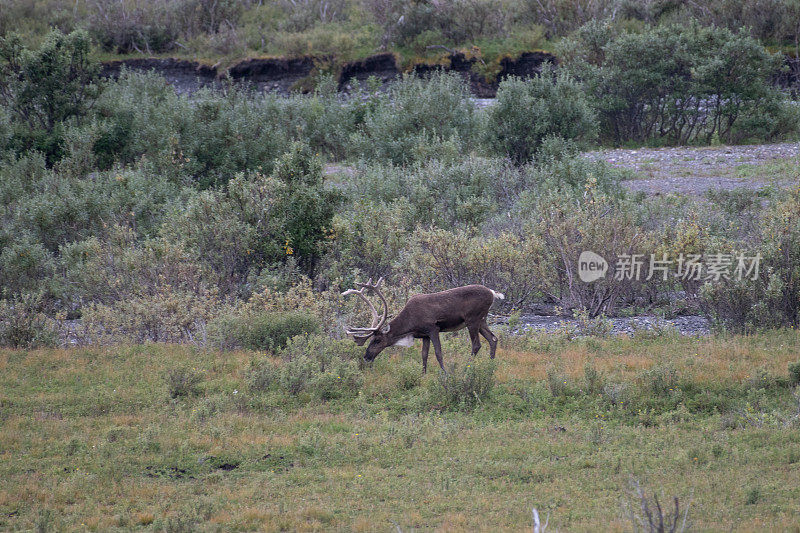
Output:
100 51 558 97
100 58 218 94
100 51 800 97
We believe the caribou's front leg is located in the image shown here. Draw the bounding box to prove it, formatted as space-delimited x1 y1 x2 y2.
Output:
420 337 430 373
468 325 482 356
429 330 446 372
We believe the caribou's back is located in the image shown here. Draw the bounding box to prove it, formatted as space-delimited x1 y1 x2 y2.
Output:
402 285 497 331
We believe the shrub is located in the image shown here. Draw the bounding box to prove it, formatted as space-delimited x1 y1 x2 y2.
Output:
92 70 191 174
162 143 339 284
546 365 570 398
428 358 496 410
179 87 295 189
244 277 344 336
699 187 800 331
5 165 179 257
0 238 56 296
247 357 280 392
515 191 650 317
88 0 180 54
249 334 363 400
209 311 321 352
367 0 508 48
789 362 800 386
517 147 625 198
81 288 218 345
350 71 479 165
165 367 203 399
330 198 415 280
583 363 605 395
95 72 351 185
0 30 100 163
642 364 678 397
485 70 598 164
347 156 529 228
0 292 58 348
559 21 789 144
269 142 341 272
398 227 540 308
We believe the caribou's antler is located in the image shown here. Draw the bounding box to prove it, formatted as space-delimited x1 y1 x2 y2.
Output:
341 277 388 337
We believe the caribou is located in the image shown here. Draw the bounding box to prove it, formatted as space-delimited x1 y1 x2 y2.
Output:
342 278 504 372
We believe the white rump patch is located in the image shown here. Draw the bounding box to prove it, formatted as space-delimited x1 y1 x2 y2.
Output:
392 335 415 347
491 289 505 300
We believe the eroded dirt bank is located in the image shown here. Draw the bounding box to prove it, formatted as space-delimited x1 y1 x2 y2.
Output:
100 52 800 97
100 51 557 96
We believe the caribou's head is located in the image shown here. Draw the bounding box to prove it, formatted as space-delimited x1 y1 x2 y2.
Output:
341 277 392 362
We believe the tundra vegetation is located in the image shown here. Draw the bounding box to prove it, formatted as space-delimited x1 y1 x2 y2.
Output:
1 8 800 531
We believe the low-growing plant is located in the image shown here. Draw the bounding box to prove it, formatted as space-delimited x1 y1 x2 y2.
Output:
248 334 363 400
247 357 279 392
546 364 570 398
278 334 362 399
789 362 800 386
575 308 613 337
0 291 58 348
427 358 496 410
583 363 605 395
745 487 761 505
699 186 800 332
642 364 679 397
165 367 203 399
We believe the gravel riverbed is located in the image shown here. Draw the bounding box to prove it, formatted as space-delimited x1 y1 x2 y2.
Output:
586 142 800 195
503 314 711 336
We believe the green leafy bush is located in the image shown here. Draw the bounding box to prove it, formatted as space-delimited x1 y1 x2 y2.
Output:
559 21 790 144
350 71 479 165
398 227 540 307
247 334 363 400
347 156 530 228
94 72 353 185
209 311 321 352
0 238 56 296
789 362 800 386
162 142 339 285
0 30 99 163
87 0 245 54
247 357 280 392
485 70 598 164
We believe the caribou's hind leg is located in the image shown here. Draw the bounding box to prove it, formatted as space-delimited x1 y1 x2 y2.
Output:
479 322 498 359
421 337 430 373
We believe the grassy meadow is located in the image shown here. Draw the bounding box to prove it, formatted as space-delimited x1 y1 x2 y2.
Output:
3 4 800 532
2 330 800 531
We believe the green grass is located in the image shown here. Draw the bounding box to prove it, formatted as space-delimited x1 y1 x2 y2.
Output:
2 331 800 530
734 155 800 184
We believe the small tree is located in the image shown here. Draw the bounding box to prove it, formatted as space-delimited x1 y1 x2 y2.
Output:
0 30 100 163
271 142 340 274
485 69 597 164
